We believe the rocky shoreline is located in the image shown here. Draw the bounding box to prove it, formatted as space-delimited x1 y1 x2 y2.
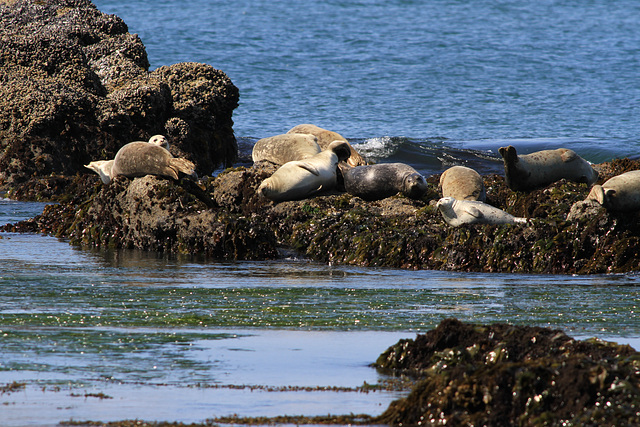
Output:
2 1 640 425
3 0 640 275
4 156 640 274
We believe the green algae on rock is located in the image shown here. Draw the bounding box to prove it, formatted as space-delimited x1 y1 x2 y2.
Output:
4 158 640 274
374 318 640 427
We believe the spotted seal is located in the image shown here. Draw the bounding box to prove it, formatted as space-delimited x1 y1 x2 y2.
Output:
341 163 427 201
252 133 321 165
498 145 598 191
258 141 351 202
436 197 528 227
287 124 366 166
111 142 196 180
439 165 486 201
585 170 640 212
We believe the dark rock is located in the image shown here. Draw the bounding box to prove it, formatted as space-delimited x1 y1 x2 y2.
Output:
0 0 238 193
5 158 640 273
374 319 640 426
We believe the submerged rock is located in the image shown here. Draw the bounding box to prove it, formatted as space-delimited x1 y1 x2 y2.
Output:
0 0 238 194
374 318 640 426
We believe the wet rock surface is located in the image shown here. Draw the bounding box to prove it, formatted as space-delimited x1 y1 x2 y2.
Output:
4 158 640 274
0 0 238 193
374 318 640 426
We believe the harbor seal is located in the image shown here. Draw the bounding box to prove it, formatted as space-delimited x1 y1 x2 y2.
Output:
341 163 428 201
585 170 640 212
498 145 598 191
111 142 197 180
439 165 486 201
436 197 528 227
148 134 169 149
85 135 171 184
258 141 351 202
252 133 321 165
287 124 366 166
85 160 114 184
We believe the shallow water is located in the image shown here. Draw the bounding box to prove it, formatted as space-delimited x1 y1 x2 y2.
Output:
1 200 640 425
4 0 640 424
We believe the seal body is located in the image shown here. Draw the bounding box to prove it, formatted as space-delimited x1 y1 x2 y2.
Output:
252 133 321 165
439 165 486 201
111 142 196 180
342 163 427 201
258 141 350 202
498 145 598 191
585 170 640 212
436 197 528 227
287 124 366 166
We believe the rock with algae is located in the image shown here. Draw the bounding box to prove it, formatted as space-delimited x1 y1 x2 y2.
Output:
5 158 640 274
0 0 238 194
374 318 640 427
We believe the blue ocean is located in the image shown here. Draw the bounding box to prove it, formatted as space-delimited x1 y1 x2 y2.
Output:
2 1 640 424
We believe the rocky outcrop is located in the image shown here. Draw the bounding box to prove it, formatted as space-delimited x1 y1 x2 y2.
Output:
0 0 238 194
374 318 640 426
5 157 640 275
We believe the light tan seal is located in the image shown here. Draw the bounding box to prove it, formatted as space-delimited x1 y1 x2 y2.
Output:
111 142 196 180
439 165 486 201
498 145 598 191
85 136 171 184
585 170 640 212
252 133 321 165
258 141 351 202
436 197 528 227
287 124 366 166
147 134 169 149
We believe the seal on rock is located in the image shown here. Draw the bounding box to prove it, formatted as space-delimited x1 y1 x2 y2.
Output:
85 160 114 184
498 145 598 191
439 165 486 201
258 141 351 202
287 124 366 166
341 163 428 201
584 170 640 212
252 133 321 165
111 142 197 180
148 134 169 149
436 197 528 227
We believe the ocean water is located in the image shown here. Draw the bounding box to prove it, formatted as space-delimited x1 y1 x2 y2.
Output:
2 0 640 424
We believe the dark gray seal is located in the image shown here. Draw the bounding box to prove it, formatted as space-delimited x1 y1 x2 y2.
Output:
341 163 427 201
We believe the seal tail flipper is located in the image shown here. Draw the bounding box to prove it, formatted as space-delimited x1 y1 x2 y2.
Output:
513 217 529 224
169 158 197 179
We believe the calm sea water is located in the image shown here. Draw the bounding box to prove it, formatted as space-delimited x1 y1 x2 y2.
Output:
3 0 640 424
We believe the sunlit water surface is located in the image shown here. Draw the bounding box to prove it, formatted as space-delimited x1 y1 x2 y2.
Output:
1 200 639 426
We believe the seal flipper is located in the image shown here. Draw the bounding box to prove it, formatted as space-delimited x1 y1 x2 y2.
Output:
464 205 485 219
560 148 578 163
296 161 320 176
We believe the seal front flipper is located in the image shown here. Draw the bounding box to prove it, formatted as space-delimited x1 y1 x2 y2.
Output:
560 148 578 163
296 161 320 176
464 205 485 219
